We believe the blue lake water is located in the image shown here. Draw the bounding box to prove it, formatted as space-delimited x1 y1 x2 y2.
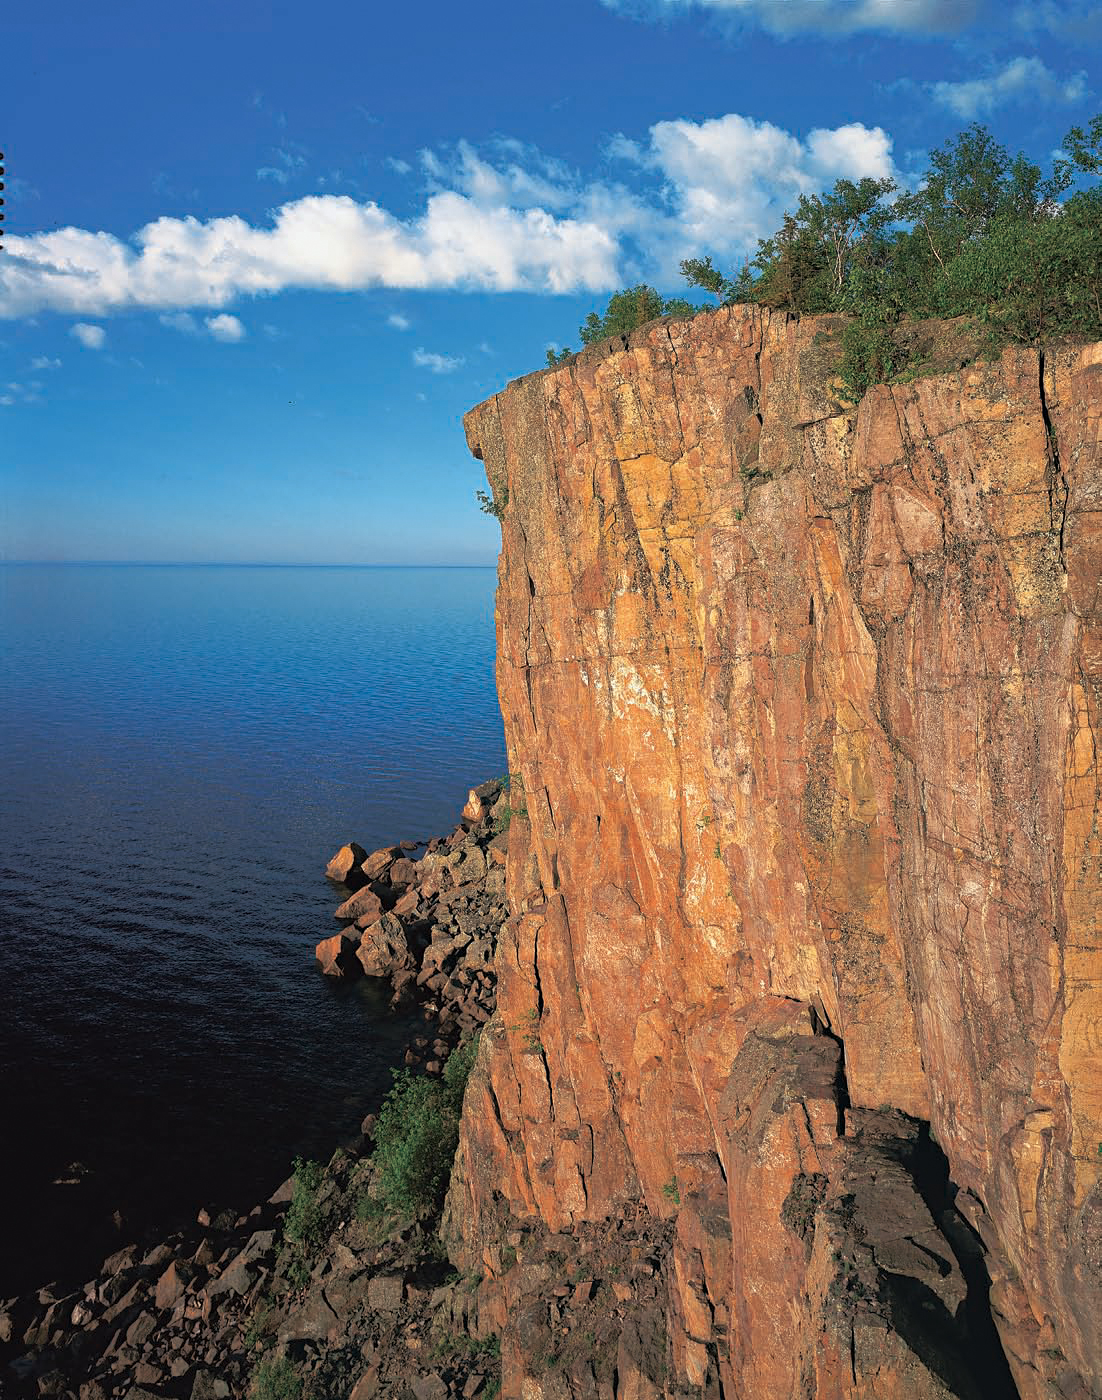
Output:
0 564 505 1294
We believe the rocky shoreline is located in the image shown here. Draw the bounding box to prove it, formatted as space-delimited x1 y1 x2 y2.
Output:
1 781 512 1400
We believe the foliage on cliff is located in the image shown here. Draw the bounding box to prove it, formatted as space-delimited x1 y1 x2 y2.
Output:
682 115 1102 396
372 1035 479 1217
546 284 702 365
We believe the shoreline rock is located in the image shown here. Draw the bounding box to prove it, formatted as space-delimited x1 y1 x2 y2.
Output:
316 778 508 1059
3 783 509 1400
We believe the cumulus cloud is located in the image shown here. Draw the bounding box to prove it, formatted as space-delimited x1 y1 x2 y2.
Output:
70 323 106 349
1 113 898 320
387 312 411 329
160 311 200 333
31 355 61 369
610 113 896 272
205 313 246 342
928 57 1088 117
413 347 464 374
599 0 978 34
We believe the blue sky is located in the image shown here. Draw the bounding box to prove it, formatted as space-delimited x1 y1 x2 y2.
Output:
1 0 1097 563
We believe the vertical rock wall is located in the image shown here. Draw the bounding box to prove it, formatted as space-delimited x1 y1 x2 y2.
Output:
451 306 1101 1399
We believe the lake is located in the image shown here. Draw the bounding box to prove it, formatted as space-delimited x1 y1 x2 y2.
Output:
0 564 505 1295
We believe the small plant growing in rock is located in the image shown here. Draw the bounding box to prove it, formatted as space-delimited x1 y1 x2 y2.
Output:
492 773 527 834
661 1177 681 1206
476 486 508 521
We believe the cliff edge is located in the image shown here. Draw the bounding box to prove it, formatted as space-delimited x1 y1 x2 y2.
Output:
450 305 1101 1399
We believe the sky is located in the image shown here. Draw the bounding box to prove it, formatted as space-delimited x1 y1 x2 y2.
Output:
1 0 1098 564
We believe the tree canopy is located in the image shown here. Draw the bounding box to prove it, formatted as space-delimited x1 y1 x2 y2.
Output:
546 284 702 366
678 115 1102 396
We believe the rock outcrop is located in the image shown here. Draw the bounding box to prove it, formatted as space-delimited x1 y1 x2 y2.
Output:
451 308 1101 1399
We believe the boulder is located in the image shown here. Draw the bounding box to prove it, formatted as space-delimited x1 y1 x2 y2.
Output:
462 778 504 824
387 857 419 888
366 1275 404 1311
335 886 383 925
314 932 362 979
361 845 401 881
325 842 368 885
356 913 412 979
154 1260 193 1311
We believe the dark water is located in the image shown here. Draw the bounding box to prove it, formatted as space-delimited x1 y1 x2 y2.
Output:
0 565 505 1296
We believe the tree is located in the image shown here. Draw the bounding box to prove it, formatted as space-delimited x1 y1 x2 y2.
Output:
547 284 705 365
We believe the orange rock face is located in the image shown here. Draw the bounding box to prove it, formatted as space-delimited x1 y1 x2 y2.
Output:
451 308 1101 1399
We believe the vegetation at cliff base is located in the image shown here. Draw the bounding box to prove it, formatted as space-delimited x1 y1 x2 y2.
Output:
370 1035 479 1218
548 115 1101 399
250 1354 303 1400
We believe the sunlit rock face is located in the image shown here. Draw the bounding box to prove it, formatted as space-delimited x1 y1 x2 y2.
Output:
451 306 1101 1400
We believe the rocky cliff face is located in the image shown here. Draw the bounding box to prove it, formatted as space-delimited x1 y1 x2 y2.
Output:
451 306 1101 1400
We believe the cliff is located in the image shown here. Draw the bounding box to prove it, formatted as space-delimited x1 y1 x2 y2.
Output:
450 306 1102 1400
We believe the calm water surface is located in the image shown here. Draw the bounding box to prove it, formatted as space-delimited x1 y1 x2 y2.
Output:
0 565 505 1294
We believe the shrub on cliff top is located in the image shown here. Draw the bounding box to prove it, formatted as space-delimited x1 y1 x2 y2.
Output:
676 114 1102 396
546 284 705 365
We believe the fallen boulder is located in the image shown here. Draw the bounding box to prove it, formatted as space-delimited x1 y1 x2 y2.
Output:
315 933 362 979
356 913 412 979
335 885 383 924
325 842 368 886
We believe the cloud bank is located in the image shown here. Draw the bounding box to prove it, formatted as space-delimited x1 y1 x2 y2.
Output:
1 114 897 320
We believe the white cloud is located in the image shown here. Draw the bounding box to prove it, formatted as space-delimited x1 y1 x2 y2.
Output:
1 191 619 319
609 113 896 274
928 57 1088 118
159 311 200 333
386 157 412 175
413 347 464 374
30 355 61 369
1 113 898 320
205 313 246 342
387 312 411 330
599 0 977 34
70 322 106 349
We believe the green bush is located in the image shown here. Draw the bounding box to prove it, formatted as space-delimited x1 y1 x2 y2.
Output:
548 284 705 364
251 1355 302 1400
283 1156 326 1255
837 322 902 404
372 1038 479 1218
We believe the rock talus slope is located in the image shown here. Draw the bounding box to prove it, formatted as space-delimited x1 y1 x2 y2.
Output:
451 307 1101 1399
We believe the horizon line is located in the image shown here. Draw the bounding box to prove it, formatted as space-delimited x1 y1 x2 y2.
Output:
0 560 499 569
